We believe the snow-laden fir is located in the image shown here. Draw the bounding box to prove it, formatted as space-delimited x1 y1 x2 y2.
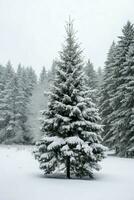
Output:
100 21 134 157
99 42 117 147
34 19 106 178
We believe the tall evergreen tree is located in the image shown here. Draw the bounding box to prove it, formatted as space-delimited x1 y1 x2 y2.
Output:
103 21 134 156
100 21 134 156
116 42 134 157
4 75 21 142
2 74 29 143
99 42 117 147
0 62 15 142
16 65 33 143
34 19 105 178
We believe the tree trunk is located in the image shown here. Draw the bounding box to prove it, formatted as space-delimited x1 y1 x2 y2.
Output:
66 156 70 179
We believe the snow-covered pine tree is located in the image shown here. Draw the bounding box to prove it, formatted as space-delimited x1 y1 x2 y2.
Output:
34 19 106 179
2 72 28 143
0 62 15 142
16 65 33 143
117 42 134 157
108 21 134 155
99 42 117 147
17 65 38 143
5 75 23 143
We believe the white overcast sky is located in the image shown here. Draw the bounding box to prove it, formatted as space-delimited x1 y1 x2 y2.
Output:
0 0 133 74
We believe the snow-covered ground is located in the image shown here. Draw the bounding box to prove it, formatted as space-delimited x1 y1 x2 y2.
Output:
0 145 134 200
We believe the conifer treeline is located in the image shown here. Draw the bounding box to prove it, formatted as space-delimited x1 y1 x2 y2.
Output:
1 20 134 160
0 61 37 144
100 21 134 157
0 60 63 144
0 58 102 145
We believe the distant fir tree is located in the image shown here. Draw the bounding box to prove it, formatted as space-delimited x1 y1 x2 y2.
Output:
84 60 98 103
18 67 30 100
39 66 47 84
16 65 34 143
26 66 37 96
4 61 14 81
26 82 49 143
18 66 37 103
84 59 98 90
17 64 28 101
23 66 37 142
97 67 103 89
47 60 57 83
34 19 106 179
27 66 48 143
99 42 117 147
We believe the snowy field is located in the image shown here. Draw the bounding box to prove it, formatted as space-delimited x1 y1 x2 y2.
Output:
0 145 134 200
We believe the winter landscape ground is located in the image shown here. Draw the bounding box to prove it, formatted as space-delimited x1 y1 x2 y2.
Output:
0 145 134 200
